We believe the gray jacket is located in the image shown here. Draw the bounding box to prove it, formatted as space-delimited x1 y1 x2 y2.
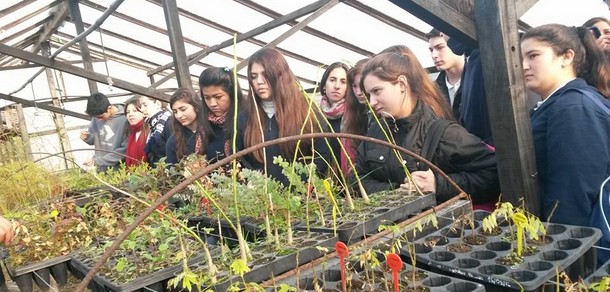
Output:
83 104 127 171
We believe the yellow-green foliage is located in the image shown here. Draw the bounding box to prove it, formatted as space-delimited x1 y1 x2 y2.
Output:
0 161 64 213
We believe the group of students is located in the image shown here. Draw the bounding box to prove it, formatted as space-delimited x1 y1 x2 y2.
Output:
76 18 610 256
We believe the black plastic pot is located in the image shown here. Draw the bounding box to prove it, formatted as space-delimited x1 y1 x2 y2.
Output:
295 192 436 244
269 256 485 292
205 231 338 292
3 254 71 292
408 210 602 291
70 254 205 292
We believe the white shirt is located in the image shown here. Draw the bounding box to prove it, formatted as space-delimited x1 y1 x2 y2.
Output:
446 75 461 107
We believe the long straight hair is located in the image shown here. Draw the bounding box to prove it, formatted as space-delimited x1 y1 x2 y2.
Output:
198 67 244 141
522 24 610 97
377 45 453 120
244 48 321 162
170 88 205 160
343 58 369 142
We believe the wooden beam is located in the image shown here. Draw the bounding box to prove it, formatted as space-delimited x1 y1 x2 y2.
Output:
14 104 33 160
388 0 477 48
0 93 90 120
236 0 340 71
67 0 98 92
474 0 539 214
162 0 192 89
515 0 539 17
29 1 69 55
0 0 61 33
0 16 50 48
147 0 333 81
0 58 103 71
0 44 171 102
343 0 426 41
0 0 36 18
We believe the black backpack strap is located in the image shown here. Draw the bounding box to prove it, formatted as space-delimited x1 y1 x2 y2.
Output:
419 119 451 171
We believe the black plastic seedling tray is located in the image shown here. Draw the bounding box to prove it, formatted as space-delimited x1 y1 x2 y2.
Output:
584 261 610 287
207 231 339 292
187 215 266 242
295 192 436 244
3 254 71 292
268 256 485 292
407 210 602 291
70 254 204 292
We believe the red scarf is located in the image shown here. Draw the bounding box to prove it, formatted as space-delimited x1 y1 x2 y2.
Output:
195 113 228 154
320 96 346 120
125 119 148 167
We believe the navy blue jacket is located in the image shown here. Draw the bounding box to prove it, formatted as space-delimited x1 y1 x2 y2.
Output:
144 109 171 167
531 78 610 226
235 112 331 186
435 70 462 120
165 123 226 164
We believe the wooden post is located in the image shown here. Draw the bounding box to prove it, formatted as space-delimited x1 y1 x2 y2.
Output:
68 0 99 93
14 104 32 161
161 0 192 90
43 43 75 169
474 0 539 214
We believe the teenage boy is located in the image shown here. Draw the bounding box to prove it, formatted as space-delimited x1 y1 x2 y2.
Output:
81 92 127 172
427 28 465 120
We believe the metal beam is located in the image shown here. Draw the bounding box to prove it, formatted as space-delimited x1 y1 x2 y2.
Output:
0 93 90 120
236 0 340 71
343 0 426 41
161 0 192 89
0 44 171 102
147 0 333 81
388 0 477 48
474 0 539 214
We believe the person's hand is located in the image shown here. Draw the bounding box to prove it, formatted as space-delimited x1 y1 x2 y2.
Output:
0 216 15 245
401 169 436 193
80 131 89 141
83 159 95 167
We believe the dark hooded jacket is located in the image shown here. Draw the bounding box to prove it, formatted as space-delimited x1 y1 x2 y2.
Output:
356 101 500 204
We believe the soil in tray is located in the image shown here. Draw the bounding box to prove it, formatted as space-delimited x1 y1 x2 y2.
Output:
496 253 524 265
447 242 473 253
478 226 502 236
528 235 554 246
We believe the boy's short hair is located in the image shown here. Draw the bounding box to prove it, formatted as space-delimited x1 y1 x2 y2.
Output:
425 28 443 40
86 92 111 117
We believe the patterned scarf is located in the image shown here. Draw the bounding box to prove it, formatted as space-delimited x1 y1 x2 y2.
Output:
194 112 228 154
320 96 346 120
125 119 147 167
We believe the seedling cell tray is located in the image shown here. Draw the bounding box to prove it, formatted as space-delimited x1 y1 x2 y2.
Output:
2 254 71 292
69 254 204 292
295 192 436 244
269 256 485 292
584 261 610 286
208 231 338 291
187 215 266 242
407 210 602 291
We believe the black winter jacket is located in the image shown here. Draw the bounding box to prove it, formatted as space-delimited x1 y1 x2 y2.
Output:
435 70 462 120
356 101 500 204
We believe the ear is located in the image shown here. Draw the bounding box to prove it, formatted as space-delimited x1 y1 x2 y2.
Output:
561 49 575 67
397 75 408 92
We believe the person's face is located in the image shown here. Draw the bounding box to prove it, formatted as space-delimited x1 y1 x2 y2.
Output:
172 100 198 131
594 21 610 39
202 85 231 117
521 38 569 98
139 96 161 117
95 106 112 121
324 67 348 104
594 21 610 54
126 104 145 126
429 36 458 71
351 73 366 104
363 74 408 119
250 62 272 100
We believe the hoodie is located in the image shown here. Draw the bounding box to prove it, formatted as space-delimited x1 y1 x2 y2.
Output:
83 104 128 172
